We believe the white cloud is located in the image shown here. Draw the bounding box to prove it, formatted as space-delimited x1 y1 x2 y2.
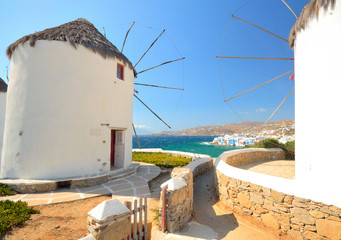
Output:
240 112 249 114
256 108 266 113
134 125 150 129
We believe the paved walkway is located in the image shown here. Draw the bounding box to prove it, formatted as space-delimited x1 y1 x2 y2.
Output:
239 160 295 179
0 164 161 206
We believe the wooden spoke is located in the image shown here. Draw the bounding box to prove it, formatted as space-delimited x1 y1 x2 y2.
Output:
137 57 185 75
224 70 294 102
134 83 184 91
121 21 135 53
134 94 171 129
217 56 294 60
265 87 295 124
132 123 141 149
134 29 165 68
232 15 288 43
280 0 298 18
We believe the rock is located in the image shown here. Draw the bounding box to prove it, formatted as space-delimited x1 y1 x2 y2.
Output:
309 210 325 219
288 230 303 240
326 216 341 222
261 213 280 230
291 208 315 225
250 192 264 205
271 190 285 203
284 195 293 204
320 206 338 217
302 230 324 240
316 219 341 240
262 187 271 197
96 218 130 240
304 225 317 232
237 192 251 209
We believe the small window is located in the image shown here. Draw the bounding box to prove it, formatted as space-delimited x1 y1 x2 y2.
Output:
116 131 124 144
117 63 124 80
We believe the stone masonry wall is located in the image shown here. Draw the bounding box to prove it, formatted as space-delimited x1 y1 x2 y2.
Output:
216 170 341 240
161 167 193 233
223 148 285 167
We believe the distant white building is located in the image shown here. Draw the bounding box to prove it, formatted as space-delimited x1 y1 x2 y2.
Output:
1 19 136 179
290 0 341 204
0 78 7 166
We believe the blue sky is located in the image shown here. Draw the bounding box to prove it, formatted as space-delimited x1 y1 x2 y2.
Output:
0 0 308 134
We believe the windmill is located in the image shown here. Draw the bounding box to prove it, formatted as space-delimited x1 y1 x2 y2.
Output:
115 22 185 148
217 0 298 125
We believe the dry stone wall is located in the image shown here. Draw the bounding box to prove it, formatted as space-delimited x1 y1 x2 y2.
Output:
215 149 341 240
160 167 193 233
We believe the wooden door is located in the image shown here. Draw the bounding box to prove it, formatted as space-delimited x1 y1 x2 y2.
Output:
110 130 116 168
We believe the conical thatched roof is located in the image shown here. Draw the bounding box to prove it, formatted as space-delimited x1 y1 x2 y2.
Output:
289 0 336 49
6 18 136 75
0 77 8 92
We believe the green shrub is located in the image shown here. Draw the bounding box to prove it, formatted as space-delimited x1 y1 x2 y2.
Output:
132 152 192 168
249 138 295 160
255 138 281 148
0 200 40 237
284 140 295 160
0 184 15 196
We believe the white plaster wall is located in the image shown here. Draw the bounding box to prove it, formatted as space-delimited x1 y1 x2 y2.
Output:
1 41 134 179
0 92 6 166
294 2 341 205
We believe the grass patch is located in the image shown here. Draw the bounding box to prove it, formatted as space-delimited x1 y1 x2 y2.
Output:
150 208 161 226
0 184 15 196
0 200 40 237
132 152 192 168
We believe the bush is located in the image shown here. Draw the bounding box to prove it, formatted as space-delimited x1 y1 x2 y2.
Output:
250 138 295 160
0 184 15 196
0 200 40 237
255 138 281 148
132 152 192 168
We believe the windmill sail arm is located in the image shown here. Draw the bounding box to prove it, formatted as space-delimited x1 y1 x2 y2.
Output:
217 56 294 60
265 87 295 124
134 94 171 129
121 21 135 53
134 83 184 91
231 15 289 43
224 70 294 102
134 29 165 68
137 57 185 75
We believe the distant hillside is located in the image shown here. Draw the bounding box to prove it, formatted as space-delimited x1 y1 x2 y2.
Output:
152 120 295 136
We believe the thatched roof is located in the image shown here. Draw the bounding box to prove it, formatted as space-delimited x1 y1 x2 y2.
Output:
289 0 336 49
6 18 136 75
0 78 8 92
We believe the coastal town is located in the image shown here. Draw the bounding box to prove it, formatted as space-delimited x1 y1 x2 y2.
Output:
210 120 295 146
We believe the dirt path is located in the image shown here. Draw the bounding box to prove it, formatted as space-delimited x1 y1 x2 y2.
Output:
193 171 285 240
4 196 111 240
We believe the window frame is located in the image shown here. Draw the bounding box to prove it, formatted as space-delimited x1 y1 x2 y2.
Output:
117 63 124 80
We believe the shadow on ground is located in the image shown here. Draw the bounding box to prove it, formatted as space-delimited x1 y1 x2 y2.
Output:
192 170 238 239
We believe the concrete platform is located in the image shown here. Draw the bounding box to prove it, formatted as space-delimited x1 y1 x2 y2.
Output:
0 163 140 193
0 163 161 206
239 160 295 179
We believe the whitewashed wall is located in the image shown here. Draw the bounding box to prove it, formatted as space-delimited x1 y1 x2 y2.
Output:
0 92 6 166
1 41 134 179
294 1 341 205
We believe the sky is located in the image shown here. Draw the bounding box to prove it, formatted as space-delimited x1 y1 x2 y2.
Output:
0 0 308 134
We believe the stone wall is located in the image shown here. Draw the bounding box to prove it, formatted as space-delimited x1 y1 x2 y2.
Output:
222 148 285 167
81 199 130 240
160 168 193 233
215 148 341 240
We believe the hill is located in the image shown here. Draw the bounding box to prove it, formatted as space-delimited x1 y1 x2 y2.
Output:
152 120 295 136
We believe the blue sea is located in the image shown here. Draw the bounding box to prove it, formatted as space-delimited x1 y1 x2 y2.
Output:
132 135 242 158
